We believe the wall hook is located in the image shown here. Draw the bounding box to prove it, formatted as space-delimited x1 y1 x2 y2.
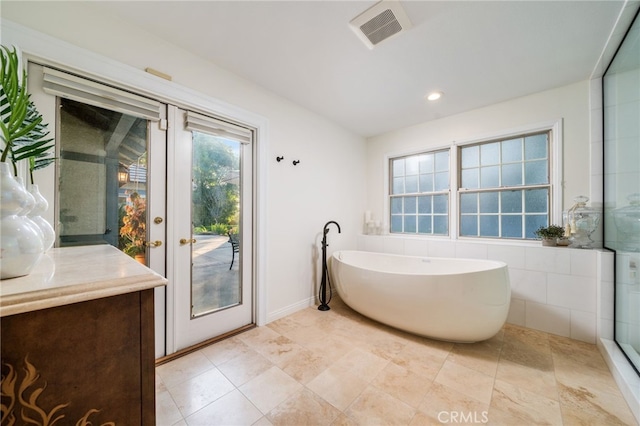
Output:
293 160 300 166
276 156 284 162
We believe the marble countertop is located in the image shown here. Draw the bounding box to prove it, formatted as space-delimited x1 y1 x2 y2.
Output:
0 245 167 317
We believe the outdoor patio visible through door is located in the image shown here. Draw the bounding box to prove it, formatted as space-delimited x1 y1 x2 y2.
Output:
190 130 242 316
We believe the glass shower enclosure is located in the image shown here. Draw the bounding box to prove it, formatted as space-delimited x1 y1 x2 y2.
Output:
603 11 640 376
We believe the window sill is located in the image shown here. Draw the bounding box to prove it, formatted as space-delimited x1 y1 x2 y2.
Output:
359 233 607 251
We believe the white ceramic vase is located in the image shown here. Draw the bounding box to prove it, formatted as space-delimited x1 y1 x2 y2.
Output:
16 177 46 245
28 184 55 251
0 162 44 279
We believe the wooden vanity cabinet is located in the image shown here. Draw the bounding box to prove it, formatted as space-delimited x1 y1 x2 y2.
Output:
1 246 166 426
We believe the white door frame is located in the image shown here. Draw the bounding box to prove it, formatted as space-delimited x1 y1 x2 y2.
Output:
167 106 256 352
148 107 168 357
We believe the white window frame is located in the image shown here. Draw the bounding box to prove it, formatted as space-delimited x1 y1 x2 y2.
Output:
389 148 451 235
384 119 563 241
384 143 452 237
454 120 563 241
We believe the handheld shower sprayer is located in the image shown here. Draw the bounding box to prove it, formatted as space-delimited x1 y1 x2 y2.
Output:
319 221 341 311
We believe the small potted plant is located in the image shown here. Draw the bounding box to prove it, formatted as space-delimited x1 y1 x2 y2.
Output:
534 225 565 247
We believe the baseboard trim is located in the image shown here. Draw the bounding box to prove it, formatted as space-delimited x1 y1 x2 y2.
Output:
266 296 315 324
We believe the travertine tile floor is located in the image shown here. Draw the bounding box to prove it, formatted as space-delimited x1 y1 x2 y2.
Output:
156 297 637 425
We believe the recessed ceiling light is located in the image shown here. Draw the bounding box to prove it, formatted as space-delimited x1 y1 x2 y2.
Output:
426 91 443 101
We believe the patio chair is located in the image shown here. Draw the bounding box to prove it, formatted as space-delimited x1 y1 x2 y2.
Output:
228 231 239 270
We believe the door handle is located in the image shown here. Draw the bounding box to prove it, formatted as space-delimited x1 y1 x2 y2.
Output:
180 238 197 245
145 240 163 247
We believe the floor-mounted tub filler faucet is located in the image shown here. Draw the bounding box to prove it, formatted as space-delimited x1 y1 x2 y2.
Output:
319 221 341 311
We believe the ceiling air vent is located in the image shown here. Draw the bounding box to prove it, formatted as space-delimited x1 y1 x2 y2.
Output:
349 0 412 49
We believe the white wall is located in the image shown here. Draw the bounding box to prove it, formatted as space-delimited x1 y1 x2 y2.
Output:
1 2 366 322
366 81 592 224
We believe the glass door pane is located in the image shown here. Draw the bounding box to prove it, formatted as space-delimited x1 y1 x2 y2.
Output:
58 98 149 265
191 131 241 317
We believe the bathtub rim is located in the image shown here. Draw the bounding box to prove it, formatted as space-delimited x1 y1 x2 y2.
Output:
331 249 508 277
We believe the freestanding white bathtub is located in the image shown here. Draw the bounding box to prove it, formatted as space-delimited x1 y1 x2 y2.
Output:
331 250 511 342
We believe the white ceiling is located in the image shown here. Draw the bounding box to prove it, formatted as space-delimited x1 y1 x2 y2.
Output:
91 1 627 137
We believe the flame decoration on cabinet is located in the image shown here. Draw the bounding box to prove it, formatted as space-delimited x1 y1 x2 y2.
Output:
0 357 114 426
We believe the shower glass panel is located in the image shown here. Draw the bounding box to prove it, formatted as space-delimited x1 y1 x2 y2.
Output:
58 98 149 264
604 12 640 375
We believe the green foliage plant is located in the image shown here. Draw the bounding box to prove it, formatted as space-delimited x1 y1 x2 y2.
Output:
193 225 208 235
209 223 230 235
533 225 565 239
192 134 239 229
193 224 233 235
0 45 54 182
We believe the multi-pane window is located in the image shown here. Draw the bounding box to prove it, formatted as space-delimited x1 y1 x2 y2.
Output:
459 132 551 239
390 149 449 234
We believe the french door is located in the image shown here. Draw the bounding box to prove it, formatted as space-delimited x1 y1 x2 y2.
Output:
30 64 255 357
168 106 254 352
